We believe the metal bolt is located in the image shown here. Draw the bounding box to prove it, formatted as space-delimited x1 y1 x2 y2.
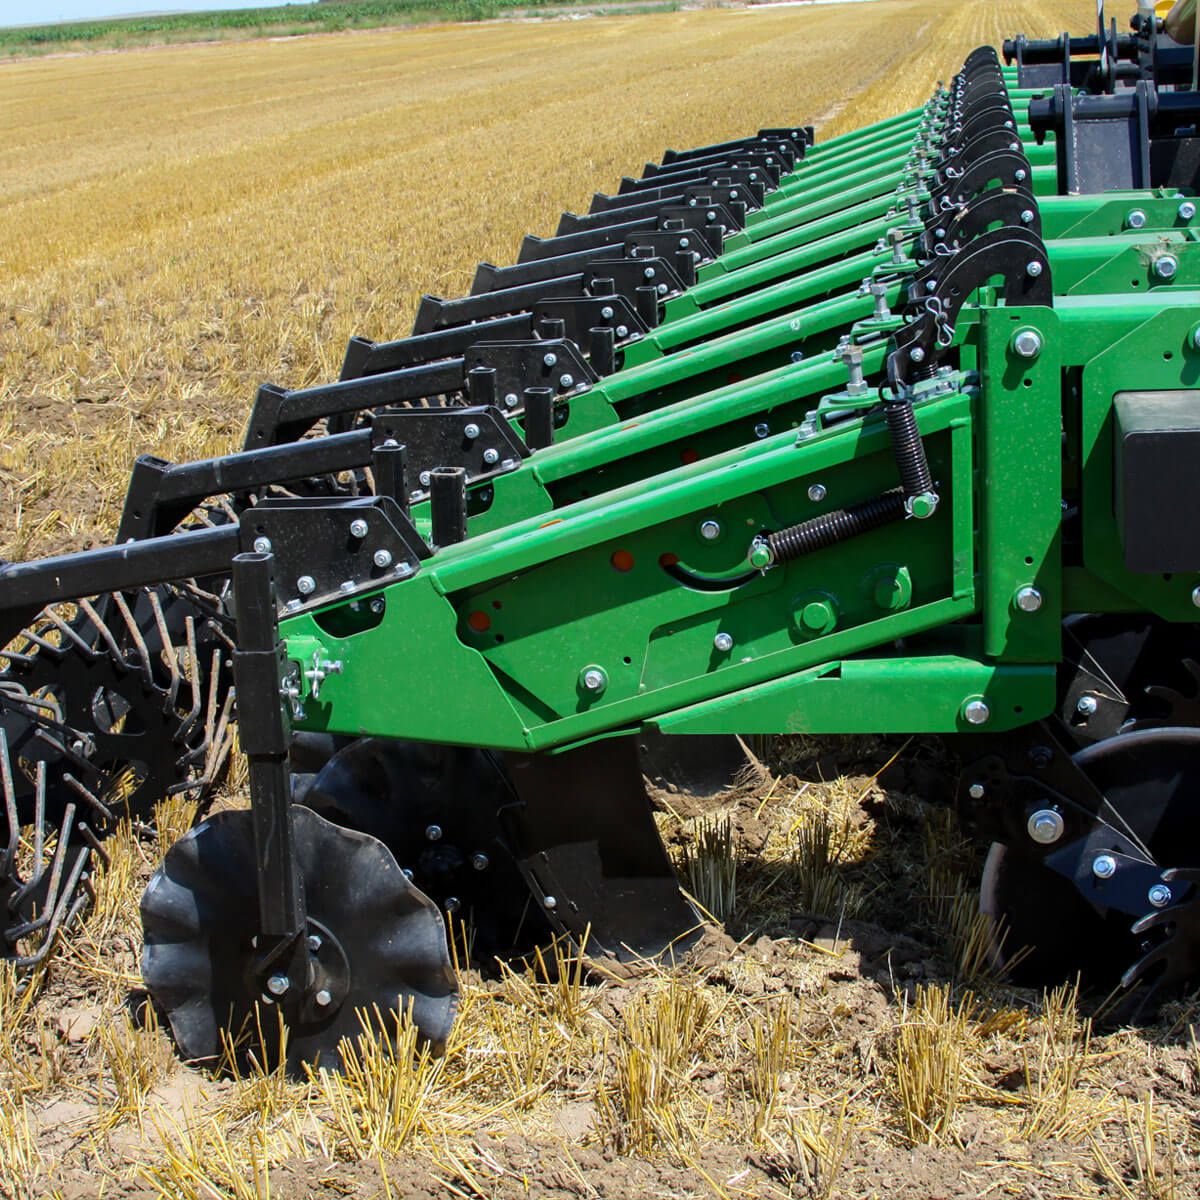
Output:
808 483 827 502
253 536 272 554
402 868 414 880
1126 208 1148 229
483 447 500 465
1026 260 1043 278
559 374 575 389
583 668 607 693
600 306 614 320
315 989 333 1007
870 281 891 318
503 392 519 408
1154 254 1179 280
307 934 322 953
1014 586 1043 612
445 896 461 914
842 344 867 395
419 470 432 487
463 422 480 440
1020 209 1035 224
369 597 385 614
1027 809 1064 845
544 895 558 910
1014 168 1027 182
889 229 907 264
543 352 557 367
1012 329 1042 359
754 422 770 438
968 782 985 800
657 283 669 296
426 824 443 841
616 325 629 339
1076 693 1099 717
349 519 368 539
373 549 393 569
1148 883 1173 908
1092 854 1117 880
963 699 990 725
266 974 290 997
471 853 490 871
643 267 656 280
700 519 721 540
713 632 734 653
909 347 926 363
1192 585 1200 608
296 575 316 596
1181 201 1197 221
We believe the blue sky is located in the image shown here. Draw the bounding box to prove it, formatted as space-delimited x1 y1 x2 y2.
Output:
0 0 313 26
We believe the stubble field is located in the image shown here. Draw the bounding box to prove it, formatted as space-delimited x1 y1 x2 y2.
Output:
7 2 1198 1198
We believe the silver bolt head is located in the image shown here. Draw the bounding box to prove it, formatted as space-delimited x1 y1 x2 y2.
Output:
463 423 481 440
315 989 333 1007
1020 209 1035 224
616 325 629 339
1154 254 1179 280
349 518 369 539
1181 201 1197 221
1092 854 1117 880
583 668 606 692
369 597 385 614
1148 883 1173 909
483 447 500 465
425 824 443 841
253 536 272 554
307 934 322 953
373 549 393 569
543 895 558 910
296 575 316 596
542 352 557 367
266 974 290 997
1027 809 1064 845
963 699 990 725
559 374 575 389
1026 260 1043 278
1014 585 1043 612
419 470 432 487
503 392 519 408
471 853 490 871
808 483 827 502
699 519 721 541
643 267 656 280
754 422 770 438
713 632 734 653
967 783 986 800
1126 209 1148 229
445 896 461 913
909 347 926 363
1192 585 1200 609
600 306 614 320
1076 693 1099 716
1012 329 1042 359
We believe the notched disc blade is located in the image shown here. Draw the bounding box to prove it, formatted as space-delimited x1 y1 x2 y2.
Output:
141 805 457 1073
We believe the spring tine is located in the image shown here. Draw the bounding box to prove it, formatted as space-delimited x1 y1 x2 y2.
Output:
113 590 154 680
63 773 116 826
175 617 204 743
1 728 20 872
78 820 110 869
13 845 90 971
30 760 45 874
43 607 98 657
79 598 125 664
11 800 76 935
148 589 182 709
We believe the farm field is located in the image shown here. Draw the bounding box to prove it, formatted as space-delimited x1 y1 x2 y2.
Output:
7 1 1200 1198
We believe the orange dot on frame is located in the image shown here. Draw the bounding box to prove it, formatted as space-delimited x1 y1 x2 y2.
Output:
467 610 491 632
680 448 699 465
611 549 635 572
659 552 679 568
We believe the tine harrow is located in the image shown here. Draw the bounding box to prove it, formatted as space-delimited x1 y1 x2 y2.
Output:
6 1 1200 1073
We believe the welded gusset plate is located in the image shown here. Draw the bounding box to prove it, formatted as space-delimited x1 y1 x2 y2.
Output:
141 805 457 1073
504 737 701 964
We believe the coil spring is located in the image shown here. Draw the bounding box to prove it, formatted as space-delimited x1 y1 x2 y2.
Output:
884 398 935 498
766 490 905 564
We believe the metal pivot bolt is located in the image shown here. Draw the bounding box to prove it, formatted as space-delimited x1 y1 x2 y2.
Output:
754 422 770 438
713 632 734 653
471 853 489 871
315 989 333 1007
349 519 368 539
870 281 891 319
889 228 907 265
580 666 608 694
307 934 322 952
1126 209 1148 229
483 448 499 465
445 897 461 914
425 824 443 841
1148 883 1173 908
1154 254 1179 280
1181 201 1197 221
1012 329 1042 359
1014 586 1043 612
543 352 557 367
808 483 827 502
1076 693 1099 716
699 519 721 540
373 549 393 569
841 343 867 396
543 895 558 910
962 699 990 725
1092 854 1117 880
1192 585 1200 608
296 575 316 596
266 974 290 997
463 423 480 440
1026 260 1044 278
252 536 272 554
968 782 986 800
1027 809 1064 844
